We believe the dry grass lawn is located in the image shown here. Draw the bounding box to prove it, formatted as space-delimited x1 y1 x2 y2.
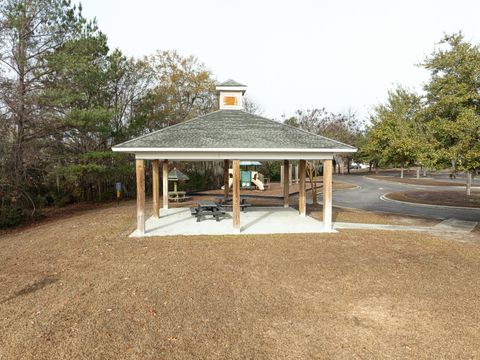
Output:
1 202 479 359
386 190 480 208
308 205 439 227
368 175 467 187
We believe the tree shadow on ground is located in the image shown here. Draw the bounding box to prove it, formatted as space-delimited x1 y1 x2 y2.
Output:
1 275 59 304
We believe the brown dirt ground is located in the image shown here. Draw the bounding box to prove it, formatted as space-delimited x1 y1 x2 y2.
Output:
369 175 467 187
196 180 356 198
1 202 480 359
386 190 480 208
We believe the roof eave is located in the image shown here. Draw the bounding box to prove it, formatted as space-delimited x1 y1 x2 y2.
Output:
112 147 357 153
215 85 247 93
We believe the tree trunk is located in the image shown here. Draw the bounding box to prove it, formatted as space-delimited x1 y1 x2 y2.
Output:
400 166 404 179
14 15 27 185
423 168 427 177
311 177 317 205
369 162 372 173
307 164 318 206
416 167 420 179
466 171 472 196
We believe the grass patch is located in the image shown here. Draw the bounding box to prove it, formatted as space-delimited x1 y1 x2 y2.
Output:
308 205 438 226
0 201 479 358
369 175 466 187
386 190 480 208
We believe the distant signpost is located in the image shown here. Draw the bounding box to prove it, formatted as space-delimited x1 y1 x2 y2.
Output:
115 182 122 206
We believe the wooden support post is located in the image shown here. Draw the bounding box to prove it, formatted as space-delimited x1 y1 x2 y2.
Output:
152 160 160 218
224 159 229 200
289 163 293 185
299 160 306 216
232 159 241 232
162 159 169 209
323 159 333 230
280 165 284 186
136 159 145 234
283 160 289 208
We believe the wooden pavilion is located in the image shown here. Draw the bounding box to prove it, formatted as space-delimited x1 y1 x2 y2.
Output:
112 80 356 235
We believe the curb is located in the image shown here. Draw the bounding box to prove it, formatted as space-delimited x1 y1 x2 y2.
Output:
334 184 361 192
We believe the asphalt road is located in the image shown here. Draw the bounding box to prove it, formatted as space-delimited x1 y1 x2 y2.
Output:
320 174 480 222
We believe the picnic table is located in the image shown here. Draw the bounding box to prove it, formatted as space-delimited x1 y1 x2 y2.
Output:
216 196 251 212
168 191 191 202
190 200 225 222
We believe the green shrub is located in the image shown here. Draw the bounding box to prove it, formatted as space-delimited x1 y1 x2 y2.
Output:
261 162 281 181
0 206 26 229
182 171 209 191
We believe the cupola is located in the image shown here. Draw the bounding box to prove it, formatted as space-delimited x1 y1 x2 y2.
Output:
216 79 247 110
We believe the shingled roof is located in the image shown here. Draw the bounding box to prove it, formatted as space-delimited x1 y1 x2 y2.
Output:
113 110 355 151
217 79 246 87
168 168 189 181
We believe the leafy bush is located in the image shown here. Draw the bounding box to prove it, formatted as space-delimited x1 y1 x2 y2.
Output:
182 171 209 192
0 206 25 229
260 162 281 181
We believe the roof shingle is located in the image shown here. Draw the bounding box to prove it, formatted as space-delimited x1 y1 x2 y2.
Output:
113 110 356 151
217 79 246 87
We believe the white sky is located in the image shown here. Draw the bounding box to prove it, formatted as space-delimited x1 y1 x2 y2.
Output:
80 0 479 120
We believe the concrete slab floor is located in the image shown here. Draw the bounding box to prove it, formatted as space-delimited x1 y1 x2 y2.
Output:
130 207 332 237
130 209 478 238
